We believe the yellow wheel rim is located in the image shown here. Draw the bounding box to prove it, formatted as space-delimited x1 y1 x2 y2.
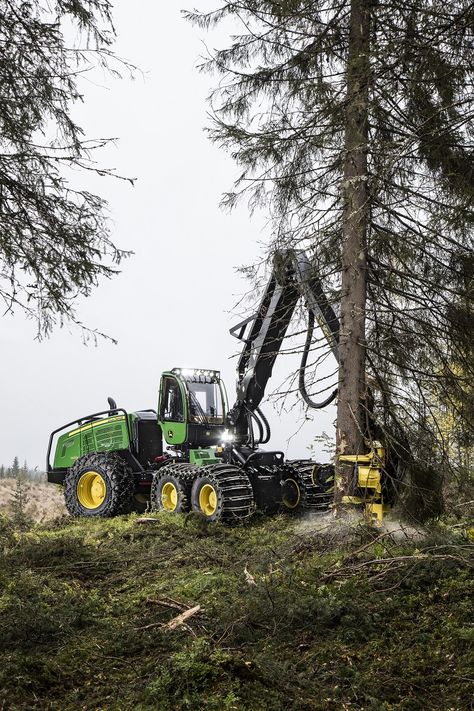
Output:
161 482 178 511
282 478 301 510
77 470 107 509
199 484 218 516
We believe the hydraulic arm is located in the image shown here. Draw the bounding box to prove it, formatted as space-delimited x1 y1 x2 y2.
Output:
227 249 339 446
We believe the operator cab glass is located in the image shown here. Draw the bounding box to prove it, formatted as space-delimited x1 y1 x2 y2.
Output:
171 368 227 426
161 376 184 422
187 380 225 424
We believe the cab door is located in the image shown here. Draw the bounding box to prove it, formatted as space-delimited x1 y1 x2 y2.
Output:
157 374 188 445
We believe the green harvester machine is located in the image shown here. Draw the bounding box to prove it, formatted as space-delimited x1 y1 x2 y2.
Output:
47 251 401 524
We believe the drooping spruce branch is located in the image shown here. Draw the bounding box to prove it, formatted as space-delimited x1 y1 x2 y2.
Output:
0 0 135 339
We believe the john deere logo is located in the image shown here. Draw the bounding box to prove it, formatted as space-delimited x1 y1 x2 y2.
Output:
167 429 174 439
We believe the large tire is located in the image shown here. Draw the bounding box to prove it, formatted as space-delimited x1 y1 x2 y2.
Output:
64 452 135 518
282 460 333 512
191 464 254 525
280 469 307 513
151 463 198 514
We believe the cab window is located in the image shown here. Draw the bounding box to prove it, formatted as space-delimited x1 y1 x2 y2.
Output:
187 380 224 424
161 377 184 422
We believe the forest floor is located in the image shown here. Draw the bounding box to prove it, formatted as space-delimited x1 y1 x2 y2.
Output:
0 508 473 711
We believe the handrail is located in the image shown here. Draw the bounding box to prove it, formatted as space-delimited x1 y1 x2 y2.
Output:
46 408 131 473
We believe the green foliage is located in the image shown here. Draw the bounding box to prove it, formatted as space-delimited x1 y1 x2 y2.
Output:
0 514 15 550
9 470 31 530
0 570 102 650
145 640 243 710
0 0 132 337
0 513 472 710
11 456 19 478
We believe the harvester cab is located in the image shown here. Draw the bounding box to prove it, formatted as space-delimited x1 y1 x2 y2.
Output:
158 368 228 451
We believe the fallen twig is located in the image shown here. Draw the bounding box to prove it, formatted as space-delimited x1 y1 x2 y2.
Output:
135 517 161 524
136 604 202 632
321 551 473 583
165 605 202 630
338 531 396 562
244 565 257 586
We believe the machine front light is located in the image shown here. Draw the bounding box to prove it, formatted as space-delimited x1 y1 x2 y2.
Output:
172 367 221 380
221 429 234 443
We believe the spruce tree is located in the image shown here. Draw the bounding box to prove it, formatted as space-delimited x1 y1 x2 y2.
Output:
188 1 474 510
11 456 20 479
0 0 131 337
10 463 30 529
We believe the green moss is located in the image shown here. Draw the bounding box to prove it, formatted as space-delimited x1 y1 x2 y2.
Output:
0 514 472 710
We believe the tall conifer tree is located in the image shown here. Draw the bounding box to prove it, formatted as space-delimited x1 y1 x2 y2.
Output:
189 1 474 507
11 456 20 479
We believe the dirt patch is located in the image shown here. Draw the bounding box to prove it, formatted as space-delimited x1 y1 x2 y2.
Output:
0 478 66 522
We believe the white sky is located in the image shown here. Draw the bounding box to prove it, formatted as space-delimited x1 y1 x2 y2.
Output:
0 4 336 471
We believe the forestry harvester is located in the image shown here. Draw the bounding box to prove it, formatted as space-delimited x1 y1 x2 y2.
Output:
47 250 400 524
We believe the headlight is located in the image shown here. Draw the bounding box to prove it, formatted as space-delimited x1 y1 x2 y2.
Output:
181 368 195 377
221 430 234 443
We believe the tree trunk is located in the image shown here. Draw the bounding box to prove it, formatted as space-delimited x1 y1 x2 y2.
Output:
335 0 371 505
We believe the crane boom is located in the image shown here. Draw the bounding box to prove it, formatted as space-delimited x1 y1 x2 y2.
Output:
227 249 339 444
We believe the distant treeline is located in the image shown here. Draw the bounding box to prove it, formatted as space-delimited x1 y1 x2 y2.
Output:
0 456 46 482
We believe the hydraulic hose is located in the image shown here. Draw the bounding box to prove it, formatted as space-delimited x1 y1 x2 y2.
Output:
299 310 338 409
256 407 271 444
246 405 264 445
247 412 255 449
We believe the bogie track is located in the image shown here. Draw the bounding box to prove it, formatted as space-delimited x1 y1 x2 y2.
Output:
151 462 199 514
286 459 333 510
191 463 254 525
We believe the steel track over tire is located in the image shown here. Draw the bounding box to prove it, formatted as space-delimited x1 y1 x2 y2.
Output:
191 464 254 525
64 452 135 518
280 469 307 514
285 460 333 511
151 463 198 514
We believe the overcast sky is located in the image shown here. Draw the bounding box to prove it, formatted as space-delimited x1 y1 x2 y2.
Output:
1 3 336 471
